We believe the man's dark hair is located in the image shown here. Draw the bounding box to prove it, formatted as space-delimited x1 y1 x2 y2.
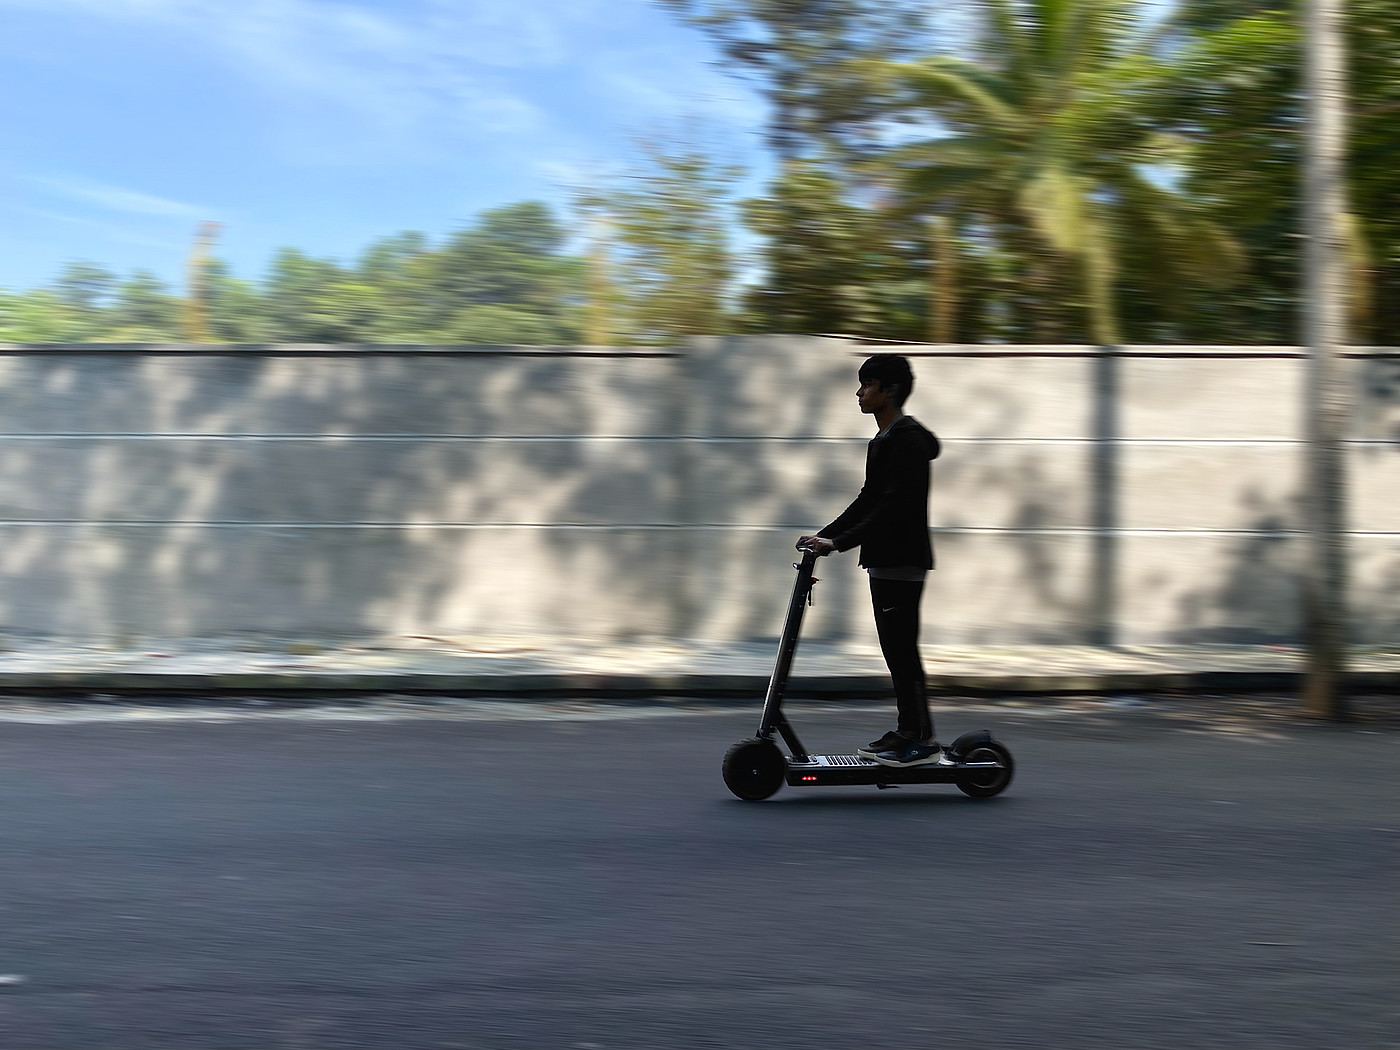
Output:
858 354 914 407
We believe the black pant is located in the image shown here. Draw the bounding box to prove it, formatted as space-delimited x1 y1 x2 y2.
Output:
869 577 933 741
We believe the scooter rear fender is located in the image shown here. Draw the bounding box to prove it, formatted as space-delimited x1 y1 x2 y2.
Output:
947 728 997 760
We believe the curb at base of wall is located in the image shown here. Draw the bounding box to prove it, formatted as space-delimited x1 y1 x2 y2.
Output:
1 668 1397 699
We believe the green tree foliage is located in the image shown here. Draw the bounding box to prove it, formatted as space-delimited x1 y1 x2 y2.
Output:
654 0 930 160
3 262 182 342
51 261 118 340
660 0 1249 344
654 1 944 341
1162 0 1400 344
10 3 1400 347
440 305 568 345
1351 0 1400 343
0 289 89 342
578 137 743 344
354 231 435 340
260 248 383 343
663 0 1400 345
203 260 268 342
2 202 583 345
741 161 872 333
104 270 182 341
740 161 929 339
1161 2 1305 342
879 0 1243 344
426 202 582 344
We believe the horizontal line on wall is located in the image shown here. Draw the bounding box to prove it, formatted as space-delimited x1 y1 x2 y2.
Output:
0 344 684 358
835 341 1400 359
934 527 1309 538
0 434 855 442
6 341 1400 359
934 439 1394 449
0 434 1392 447
0 521 1395 538
0 435 852 446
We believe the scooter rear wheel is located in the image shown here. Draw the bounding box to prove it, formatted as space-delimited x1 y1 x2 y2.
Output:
722 738 786 801
956 743 1015 798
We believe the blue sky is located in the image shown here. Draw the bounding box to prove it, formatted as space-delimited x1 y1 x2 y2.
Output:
0 0 769 292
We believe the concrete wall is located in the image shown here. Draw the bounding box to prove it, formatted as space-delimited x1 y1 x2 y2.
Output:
0 338 1396 647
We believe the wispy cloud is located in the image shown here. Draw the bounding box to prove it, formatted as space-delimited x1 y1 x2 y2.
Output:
2 0 757 159
1 0 595 148
17 206 188 252
36 176 210 219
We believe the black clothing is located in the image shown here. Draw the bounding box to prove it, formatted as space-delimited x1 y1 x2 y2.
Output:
818 414 941 744
817 415 941 569
869 576 931 740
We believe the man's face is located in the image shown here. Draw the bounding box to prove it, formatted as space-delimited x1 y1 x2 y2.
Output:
857 377 891 415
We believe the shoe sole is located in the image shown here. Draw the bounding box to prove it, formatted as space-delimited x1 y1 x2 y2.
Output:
872 751 950 768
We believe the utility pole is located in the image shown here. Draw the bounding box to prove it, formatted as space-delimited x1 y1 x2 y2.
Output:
183 221 222 343
1302 0 1350 720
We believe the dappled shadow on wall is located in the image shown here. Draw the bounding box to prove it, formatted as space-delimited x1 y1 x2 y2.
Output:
0 348 695 647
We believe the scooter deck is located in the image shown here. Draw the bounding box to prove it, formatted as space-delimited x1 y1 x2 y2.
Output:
785 753 1003 787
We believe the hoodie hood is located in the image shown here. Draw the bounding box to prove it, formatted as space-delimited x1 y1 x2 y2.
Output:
883 414 941 461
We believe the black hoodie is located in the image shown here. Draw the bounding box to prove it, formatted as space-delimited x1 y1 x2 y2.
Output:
817 415 941 569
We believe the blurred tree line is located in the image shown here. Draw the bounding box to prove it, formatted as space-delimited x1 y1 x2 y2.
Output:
0 203 585 345
1 0 1395 347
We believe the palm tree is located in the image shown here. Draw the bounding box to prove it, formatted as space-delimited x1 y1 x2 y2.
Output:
879 0 1240 344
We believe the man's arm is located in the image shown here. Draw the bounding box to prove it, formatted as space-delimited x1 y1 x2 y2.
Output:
815 487 872 551
795 482 873 556
819 482 897 553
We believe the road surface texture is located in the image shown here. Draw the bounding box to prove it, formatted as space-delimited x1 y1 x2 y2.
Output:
0 697 1394 1049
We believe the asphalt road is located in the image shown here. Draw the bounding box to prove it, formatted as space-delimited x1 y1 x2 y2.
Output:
0 700 1394 1050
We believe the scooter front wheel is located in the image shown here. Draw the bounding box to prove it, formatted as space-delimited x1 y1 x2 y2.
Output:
722 738 786 801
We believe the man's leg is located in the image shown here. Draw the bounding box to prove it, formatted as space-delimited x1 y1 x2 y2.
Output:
869 577 933 742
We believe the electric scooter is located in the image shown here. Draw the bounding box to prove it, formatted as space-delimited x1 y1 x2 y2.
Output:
722 547 1015 802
